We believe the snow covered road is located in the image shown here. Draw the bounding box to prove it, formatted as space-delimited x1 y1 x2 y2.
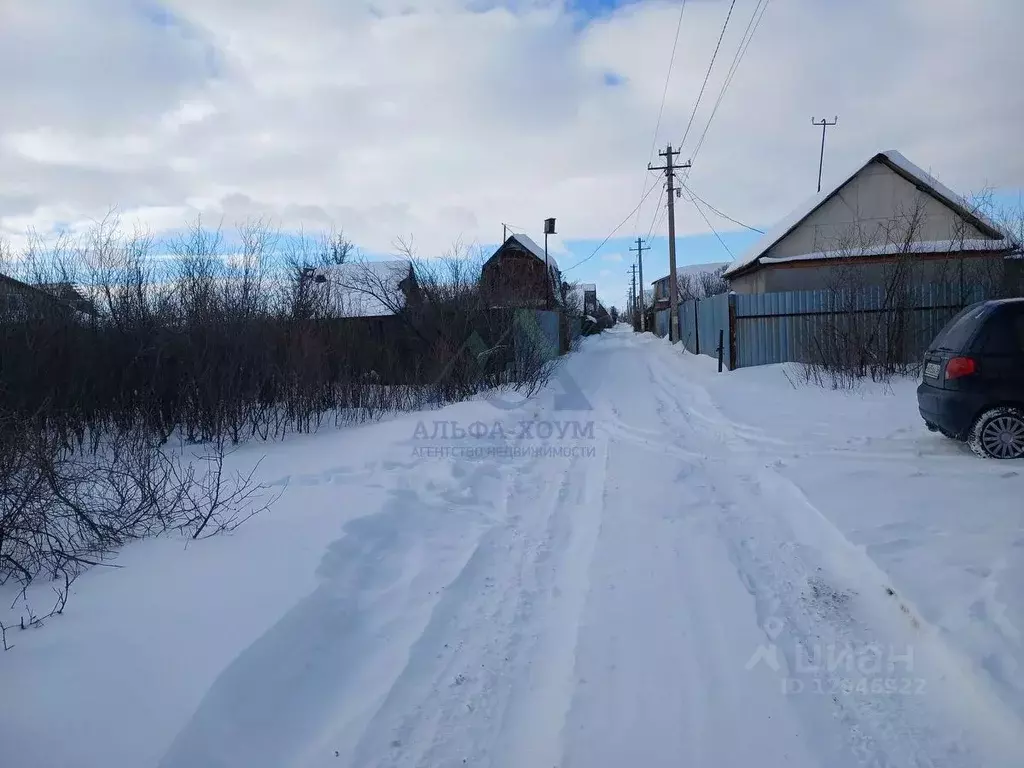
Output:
4 326 1023 767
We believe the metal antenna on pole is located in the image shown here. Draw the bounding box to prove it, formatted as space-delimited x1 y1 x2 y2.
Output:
812 116 838 193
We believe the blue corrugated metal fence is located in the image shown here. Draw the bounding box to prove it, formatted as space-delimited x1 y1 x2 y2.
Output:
654 309 670 338
732 283 985 368
679 294 732 366
658 283 985 370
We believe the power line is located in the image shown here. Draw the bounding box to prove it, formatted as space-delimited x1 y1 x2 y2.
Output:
647 0 690 164
682 184 764 233
689 0 771 167
645 186 667 243
564 183 661 272
686 188 734 257
677 0 738 151
631 0 691 239
567 0 770 276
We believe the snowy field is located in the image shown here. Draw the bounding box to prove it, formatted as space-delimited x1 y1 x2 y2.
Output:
2 326 1023 767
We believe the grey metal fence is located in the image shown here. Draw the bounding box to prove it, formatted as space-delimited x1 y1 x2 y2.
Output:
679 293 731 366
732 284 984 368
663 283 985 370
654 308 670 338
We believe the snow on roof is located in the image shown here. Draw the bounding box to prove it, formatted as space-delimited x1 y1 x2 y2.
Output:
505 233 560 271
760 238 1012 266
723 150 1009 278
318 260 412 317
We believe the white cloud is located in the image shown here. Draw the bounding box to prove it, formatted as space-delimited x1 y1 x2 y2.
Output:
603 252 624 262
2 0 1022 260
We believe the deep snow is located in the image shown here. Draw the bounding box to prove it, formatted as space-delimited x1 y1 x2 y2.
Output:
2 326 1023 767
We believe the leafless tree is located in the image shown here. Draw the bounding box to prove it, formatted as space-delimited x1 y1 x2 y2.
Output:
677 266 729 303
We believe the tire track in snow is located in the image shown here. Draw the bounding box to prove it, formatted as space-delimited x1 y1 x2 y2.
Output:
558 345 820 767
644 343 1024 767
346 450 570 767
493 438 608 768
348 435 608 768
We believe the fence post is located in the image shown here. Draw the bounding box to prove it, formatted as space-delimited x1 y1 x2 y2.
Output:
717 329 724 372
694 299 700 355
728 292 737 370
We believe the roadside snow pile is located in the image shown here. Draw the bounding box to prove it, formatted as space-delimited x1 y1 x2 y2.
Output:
0 400 504 768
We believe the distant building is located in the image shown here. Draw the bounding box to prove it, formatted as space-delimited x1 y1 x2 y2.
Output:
481 234 561 310
650 262 729 309
582 283 598 316
314 260 421 317
0 273 88 318
37 282 98 316
723 150 1018 294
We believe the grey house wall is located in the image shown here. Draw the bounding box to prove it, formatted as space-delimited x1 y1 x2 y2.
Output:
729 271 766 294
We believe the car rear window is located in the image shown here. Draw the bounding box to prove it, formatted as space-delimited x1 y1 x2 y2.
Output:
930 303 989 352
1011 312 1024 354
973 307 1024 356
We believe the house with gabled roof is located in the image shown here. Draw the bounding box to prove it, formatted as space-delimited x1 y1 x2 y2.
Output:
1 272 93 319
650 262 730 310
481 233 562 310
724 150 1018 294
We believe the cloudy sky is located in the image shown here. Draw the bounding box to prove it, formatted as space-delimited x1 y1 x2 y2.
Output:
2 0 1022 308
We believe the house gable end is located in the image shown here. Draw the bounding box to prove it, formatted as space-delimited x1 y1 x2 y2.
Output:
728 152 1009 280
763 158 998 262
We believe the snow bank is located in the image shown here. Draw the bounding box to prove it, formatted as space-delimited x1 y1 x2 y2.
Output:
0 400 501 768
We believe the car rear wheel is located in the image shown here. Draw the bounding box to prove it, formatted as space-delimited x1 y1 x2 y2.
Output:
968 407 1024 459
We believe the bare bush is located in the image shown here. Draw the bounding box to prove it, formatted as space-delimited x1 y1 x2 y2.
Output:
0 414 271 643
0 217 568 628
802 192 1016 387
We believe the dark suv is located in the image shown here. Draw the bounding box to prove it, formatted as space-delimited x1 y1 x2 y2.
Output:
917 298 1024 459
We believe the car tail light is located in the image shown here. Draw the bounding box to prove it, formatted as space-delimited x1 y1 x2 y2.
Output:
946 356 977 379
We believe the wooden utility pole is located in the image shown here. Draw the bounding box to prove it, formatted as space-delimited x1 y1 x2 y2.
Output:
629 238 650 332
629 264 638 330
812 116 838 193
649 145 691 343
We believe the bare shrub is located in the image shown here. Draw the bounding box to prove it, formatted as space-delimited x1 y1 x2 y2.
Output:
0 217 570 631
801 192 1015 387
0 415 271 644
